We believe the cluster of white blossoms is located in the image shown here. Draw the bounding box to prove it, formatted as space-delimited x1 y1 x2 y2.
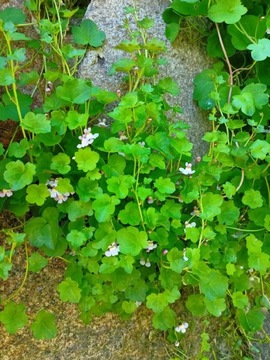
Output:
46 178 74 204
77 127 99 148
105 242 120 257
179 162 195 175
0 189 13 198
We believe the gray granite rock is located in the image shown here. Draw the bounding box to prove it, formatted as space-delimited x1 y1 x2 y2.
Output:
79 0 213 157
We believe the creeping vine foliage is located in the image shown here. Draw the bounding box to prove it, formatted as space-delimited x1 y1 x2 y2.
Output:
0 0 270 357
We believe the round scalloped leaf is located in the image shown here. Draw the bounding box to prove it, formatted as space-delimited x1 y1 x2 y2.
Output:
72 19 105 47
247 38 270 61
208 0 247 25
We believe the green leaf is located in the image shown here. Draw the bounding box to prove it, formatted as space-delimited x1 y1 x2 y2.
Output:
217 200 239 225
76 178 100 202
30 310 57 339
154 177 175 194
232 291 249 309
199 270 228 301
248 39 270 61
200 192 223 221
0 68 14 86
67 200 93 221
92 194 120 222
65 110 88 130
167 248 187 273
248 253 270 275
8 139 30 158
250 140 270 160
228 15 267 51
4 160 36 191
146 287 180 313
242 189 263 209
118 202 141 226
73 148 100 172
117 227 148 256
204 297 226 317
232 83 268 116
193 69 219 110
165 22 180 43
171 0 208 16
107 175 134 199
122 301 137 314
72 19 106 47
50 153 71 174
56 79 91 104
55 178 74 194
157 77 179 95
0 302 27 334
57 277 81 303
26 184 50 206
25 207 59 250
186 294 207 316
21 112 51 134
208 0 247 25
237 309 264 333
115 39 141 53
67 230 87 248
0 7 26 24
28 252 48 272
152 307 176 330
109 58 137 75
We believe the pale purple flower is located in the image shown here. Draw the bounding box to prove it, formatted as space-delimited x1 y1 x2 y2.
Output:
77 127 99 148
105 242 120 257
46 178 73 204
179 162 195 175
0 189 13 198
175 322 189 333
185 221 196 229
146 241 157 252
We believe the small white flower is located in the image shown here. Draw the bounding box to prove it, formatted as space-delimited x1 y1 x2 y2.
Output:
179 162 195 175
183 249 188 262
49 188 70 204
77 127 99 148
185 221 196 229
138 141 145 147
46 178 58 188
97 118 108 127
105 242 120 257
46 178 73 204
175 341 180 347
175 322 189 333
140 258 151 267
0 189 13 198
146 241 157 252
119 132 128 141
147 196 154 204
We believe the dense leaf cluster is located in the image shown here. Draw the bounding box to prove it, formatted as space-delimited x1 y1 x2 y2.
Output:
0 1 269 356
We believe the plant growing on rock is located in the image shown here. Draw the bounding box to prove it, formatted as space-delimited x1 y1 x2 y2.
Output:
0 1 269 358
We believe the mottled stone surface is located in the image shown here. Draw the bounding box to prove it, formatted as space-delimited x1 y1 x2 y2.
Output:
79 0 212 157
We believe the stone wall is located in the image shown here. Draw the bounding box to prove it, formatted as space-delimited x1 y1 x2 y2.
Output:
79 0 213 157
